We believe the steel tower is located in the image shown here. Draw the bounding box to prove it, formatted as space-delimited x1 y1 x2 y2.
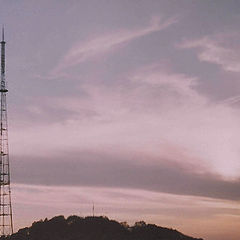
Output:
0 28 13 236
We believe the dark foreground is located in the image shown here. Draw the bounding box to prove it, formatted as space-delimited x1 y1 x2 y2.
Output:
1 216 203 240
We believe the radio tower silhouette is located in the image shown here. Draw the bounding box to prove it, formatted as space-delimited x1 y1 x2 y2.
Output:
0 27 13 236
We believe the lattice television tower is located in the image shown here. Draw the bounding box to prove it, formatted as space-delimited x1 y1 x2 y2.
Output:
0 28 13 236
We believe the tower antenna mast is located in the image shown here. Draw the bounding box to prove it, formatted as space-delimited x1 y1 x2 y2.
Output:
0 27 13 236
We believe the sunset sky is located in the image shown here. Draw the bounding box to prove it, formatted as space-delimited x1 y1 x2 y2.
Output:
0 1 240 240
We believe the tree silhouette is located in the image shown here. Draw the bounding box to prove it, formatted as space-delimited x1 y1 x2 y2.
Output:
2 215 203 240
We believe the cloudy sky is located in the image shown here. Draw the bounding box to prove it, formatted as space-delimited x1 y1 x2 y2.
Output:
1 1 240 239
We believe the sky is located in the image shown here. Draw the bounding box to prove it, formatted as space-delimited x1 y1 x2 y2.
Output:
0 0 240 239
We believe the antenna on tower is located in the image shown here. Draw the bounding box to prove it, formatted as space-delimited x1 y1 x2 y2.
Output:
2 27 4 42
92 202 95 217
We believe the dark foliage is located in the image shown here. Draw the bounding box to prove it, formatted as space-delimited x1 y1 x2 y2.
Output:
1 215 203 240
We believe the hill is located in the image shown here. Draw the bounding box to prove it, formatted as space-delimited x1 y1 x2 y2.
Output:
2 215 203 240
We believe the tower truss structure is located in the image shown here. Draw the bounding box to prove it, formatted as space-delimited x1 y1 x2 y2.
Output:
0 28 13 236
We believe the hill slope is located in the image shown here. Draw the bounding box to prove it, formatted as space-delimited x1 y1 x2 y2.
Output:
5 216 203 240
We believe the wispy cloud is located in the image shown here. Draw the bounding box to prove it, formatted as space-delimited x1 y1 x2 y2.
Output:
179 34 240 73
221 95 240 105
130 64 201 101
52 17 177 75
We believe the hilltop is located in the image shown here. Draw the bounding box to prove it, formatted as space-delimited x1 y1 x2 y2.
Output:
2 215 203 240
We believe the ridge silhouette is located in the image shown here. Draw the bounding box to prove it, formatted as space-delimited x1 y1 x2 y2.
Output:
0 215 203 240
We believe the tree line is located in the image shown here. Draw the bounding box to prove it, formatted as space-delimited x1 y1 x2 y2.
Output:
1 215 203 240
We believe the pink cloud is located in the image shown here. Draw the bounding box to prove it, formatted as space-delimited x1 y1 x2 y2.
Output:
10 66 240 179
179 34 240 73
